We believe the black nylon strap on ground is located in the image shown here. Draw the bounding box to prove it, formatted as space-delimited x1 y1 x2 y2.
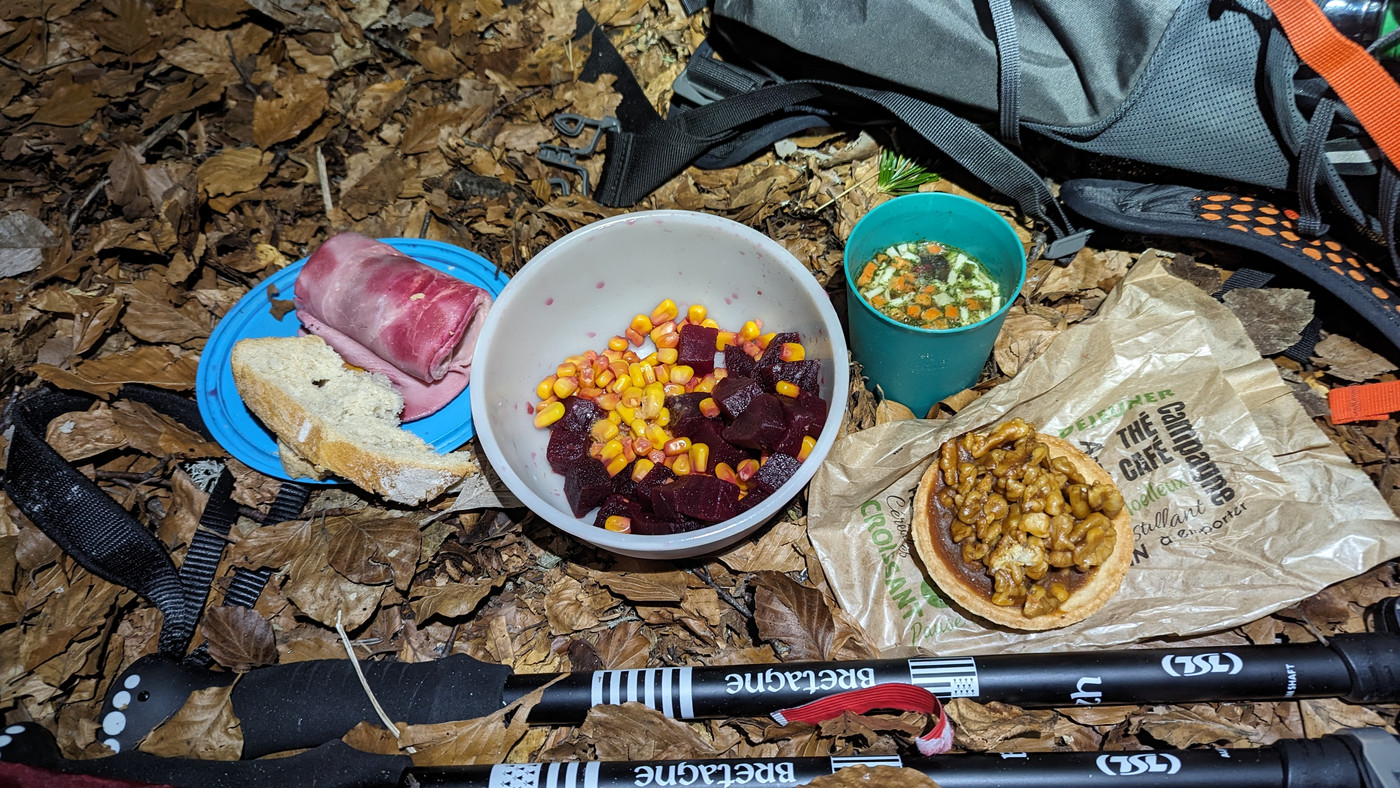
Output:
595 79 1074 240
171 468 238 653
3 388 195 656
985 0 1022 146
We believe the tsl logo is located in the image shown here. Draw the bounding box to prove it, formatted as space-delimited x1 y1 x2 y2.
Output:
1096 753 1183 776
1160 652 1242 677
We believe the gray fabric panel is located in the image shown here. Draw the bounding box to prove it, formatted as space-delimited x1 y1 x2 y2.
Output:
711 0 1181 127
1026 1 1293 190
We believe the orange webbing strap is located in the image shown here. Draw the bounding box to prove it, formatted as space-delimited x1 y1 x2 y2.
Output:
1329 380 1400 423
1265 0 1400 167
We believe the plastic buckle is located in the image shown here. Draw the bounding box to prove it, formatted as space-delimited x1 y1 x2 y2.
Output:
1042 228 1094 260
537 114 619 196
1341 728 1400 788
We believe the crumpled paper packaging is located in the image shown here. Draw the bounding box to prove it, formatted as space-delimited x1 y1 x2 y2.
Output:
808 251 1400 655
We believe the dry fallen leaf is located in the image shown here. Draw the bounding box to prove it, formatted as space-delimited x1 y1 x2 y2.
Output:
802 765 940 788
0 212 56 277
1221 288 1314 356
1313 333 1398 383
202 606 278 672
753 571 835 661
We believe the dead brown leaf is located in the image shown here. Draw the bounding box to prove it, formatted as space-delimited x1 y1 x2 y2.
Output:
1313 333 1398 383
803 765 940 788
753 571 834 661
138 683 242 759
410 578 501 623
253 73 329 148
581 702 719 761
31 344 200 396
1222 288 1314 356
325 513 421 589
202 606 278 672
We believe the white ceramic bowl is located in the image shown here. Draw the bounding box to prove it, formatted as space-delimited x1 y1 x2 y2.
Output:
470 210 849 559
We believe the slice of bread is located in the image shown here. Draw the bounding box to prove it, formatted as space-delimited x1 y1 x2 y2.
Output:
231 335 474 505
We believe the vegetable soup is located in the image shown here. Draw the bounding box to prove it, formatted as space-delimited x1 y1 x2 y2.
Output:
854 241 1002 330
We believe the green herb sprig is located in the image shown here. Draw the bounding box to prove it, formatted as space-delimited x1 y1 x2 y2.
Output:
877 150 940 195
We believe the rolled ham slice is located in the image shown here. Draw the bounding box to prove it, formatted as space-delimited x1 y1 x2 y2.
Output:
293 233 492 421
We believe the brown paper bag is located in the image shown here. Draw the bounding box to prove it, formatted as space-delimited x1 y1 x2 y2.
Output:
808 251 1400 655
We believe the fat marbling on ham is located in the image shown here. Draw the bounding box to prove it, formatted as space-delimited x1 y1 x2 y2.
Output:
293 233 492 420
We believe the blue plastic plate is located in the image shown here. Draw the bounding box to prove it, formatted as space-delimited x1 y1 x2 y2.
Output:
196 238 510 483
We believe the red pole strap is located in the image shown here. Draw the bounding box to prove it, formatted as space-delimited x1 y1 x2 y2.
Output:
1264 0 1400 167
771 683 954 756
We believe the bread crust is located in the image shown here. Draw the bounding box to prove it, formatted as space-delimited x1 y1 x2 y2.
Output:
231 336 472 505
911 430 1133 631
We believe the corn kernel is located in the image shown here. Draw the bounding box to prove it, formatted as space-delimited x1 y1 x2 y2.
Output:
533 401 565 428
714 462 739 485
699 398 720 418
648 449 667 465
669 364 695 385
578 387 604 399
646 424 669 448
671 454 692 476
608 335 629 352
650 299 679 325
663 436 691 456
715 330 737 350
633 437 654 455
713 368 728 380
693 375 716 393
616 403 637 423
640 382 666 419
687 304 708 324
737 458 760 481
639 363 658 385
738 320 761 342
557 361 577 378
758 331 777 349
600 439 625 462
536 375 557 399
598 392 622 411
689 442 709 473
623 350 642 364
622 386 644 408
578 365 595 388
630 418 648 436
610 373 632 395
607 409 623 424
604 515 632 532
657 347 678 365
657 407 671 427
622 439 637 462
630 314 654 335
656 331 680 349
605 454 629 477
775 381 800 398
649 320 676 345
631 458 655 482
591 420 619 442
611 359 630 378
654 364 671 384
780 342 806 362
596 369 615 389
798 435 817 461
553 376 579 398
701 318 720 329
625 327 646 346
663 383 686 397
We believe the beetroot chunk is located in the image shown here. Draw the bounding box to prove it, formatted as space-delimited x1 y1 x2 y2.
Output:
650 475 742 523
677 324 719 375
635 462 675 501
630 510 703 536
712 376 763 421
665 392 715 439
759 359 821 394
773 390 829 456
547 427 592 474
559 396 605 433
757 332 800 367
564 456 613 517
751 453 802 496
724 345 758 379
593 494 644 528
722 393 787 451
687 419 754 470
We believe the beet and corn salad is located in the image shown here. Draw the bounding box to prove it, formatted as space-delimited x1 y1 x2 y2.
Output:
531 299 830 536
854 241 1002 330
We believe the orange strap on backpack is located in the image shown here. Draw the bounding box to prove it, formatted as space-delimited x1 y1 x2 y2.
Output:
1265 0 1400 167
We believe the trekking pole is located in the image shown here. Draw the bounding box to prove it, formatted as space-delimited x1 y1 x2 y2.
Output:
101 598 1400 758
405 728 1400 788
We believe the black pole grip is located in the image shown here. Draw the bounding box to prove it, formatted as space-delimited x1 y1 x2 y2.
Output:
0 721 409 788
1329 634 1400 703
235 653 512 758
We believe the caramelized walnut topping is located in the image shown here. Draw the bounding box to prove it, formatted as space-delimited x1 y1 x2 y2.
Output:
936 418 1125 618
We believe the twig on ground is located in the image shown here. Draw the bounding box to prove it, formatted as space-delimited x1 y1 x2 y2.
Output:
690 565 752 618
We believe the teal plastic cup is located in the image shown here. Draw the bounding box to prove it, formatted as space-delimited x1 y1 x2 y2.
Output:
844 192 1027 416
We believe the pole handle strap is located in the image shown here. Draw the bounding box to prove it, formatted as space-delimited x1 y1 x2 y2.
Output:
1265 0 1400 167
771 683 953 755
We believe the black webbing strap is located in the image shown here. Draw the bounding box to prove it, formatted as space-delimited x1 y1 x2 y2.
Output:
169 466 238 653
595 78 1078 244
4 387 201 656
985 0 1023 146
1213 268 1322 362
